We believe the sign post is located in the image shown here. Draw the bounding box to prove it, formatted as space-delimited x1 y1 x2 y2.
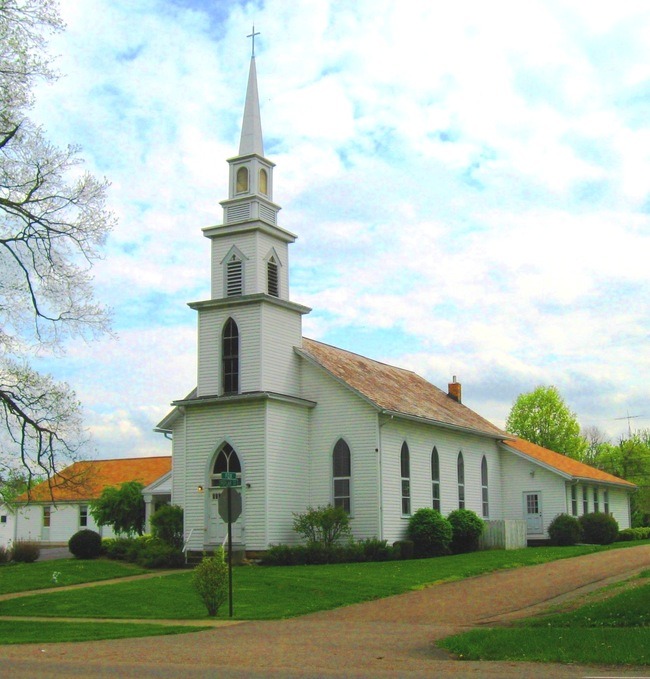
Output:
217 473 242 617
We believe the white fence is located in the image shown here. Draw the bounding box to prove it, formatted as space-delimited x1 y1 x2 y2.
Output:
479 520 527 550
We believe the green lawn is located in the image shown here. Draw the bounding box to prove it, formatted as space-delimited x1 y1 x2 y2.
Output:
0 620 210 645
0 559 149 594
0 543 643 621
439 571 650 665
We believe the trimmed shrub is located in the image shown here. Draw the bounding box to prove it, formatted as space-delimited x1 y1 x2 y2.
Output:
358 538 395 562
69 529 102 559
579 512 619 545
192 550 228 617
617 527 650 542
135 542 184 569
407 508 452 558
548 513 582 546
102 536 136 561
150 505 184 550
393 540 414 560
447 509 484 554
292 505 351 545
11 540 40 563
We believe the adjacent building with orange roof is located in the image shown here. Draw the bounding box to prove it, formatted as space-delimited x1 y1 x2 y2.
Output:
0 457 171 547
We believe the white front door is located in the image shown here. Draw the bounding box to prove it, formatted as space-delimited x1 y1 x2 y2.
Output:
208 490 243 545
524 492 543 534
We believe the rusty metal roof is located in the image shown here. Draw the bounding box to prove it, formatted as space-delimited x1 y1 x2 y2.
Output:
298 338 506 438
502 438 636 488
16 456 172 503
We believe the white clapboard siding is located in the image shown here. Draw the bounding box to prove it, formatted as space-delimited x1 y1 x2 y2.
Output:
210 231 256 299
171 416 186 511
380 419 503 545
255 232 290 298
499 450 567 537
181 400 266 551
606 486 632 529
265 400 310 545
300 360 380 541
197 305 262 397
260 303 302 395
567 482 632 530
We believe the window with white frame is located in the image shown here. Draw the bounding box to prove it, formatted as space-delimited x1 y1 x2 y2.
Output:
222 318 239 395
333 439 351 513
481 456 489 518
236 166 249 193
401 442 410 516
604 488 609 514
571 485 578 516
43 506 51 527
79 505 88 528
1 515 6 524
211 443 241 487
593 486 599 513
431 447 441 512
582 485 589 514
457 452 465 509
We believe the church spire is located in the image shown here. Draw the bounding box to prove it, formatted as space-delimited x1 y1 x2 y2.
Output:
238 56 264 156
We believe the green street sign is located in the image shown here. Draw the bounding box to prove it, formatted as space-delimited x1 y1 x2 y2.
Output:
221 472 237 480
218 478 241 487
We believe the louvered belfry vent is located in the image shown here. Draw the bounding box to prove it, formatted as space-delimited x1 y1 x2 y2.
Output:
267 258 279 297
226 257 243 296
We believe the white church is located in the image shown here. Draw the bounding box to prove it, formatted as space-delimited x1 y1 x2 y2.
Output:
155 56 635 555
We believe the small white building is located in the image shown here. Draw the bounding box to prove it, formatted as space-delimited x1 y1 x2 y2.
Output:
155 57 635 554
0 457 171 549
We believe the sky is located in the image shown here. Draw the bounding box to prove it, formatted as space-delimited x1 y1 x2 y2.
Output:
28 0 650 460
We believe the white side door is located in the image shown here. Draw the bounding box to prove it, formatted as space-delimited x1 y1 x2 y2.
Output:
524 492 543 534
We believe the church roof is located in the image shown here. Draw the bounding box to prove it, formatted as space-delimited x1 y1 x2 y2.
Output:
15 456 172 503
297 338 506 439
501 438 636 488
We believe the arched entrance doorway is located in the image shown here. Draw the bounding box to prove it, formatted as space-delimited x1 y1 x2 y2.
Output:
208 443 244 545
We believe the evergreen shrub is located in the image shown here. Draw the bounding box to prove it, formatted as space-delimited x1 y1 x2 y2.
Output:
358 538 395 562
579 512 619 545
548 513 582 546
407 508 452 557
192 550 228 617
617 527 650 542
69 529 102 559
135 542 184 569
447 509 485 554
11 540 40 563
150 505 184 550
0 544 9 564
393 540 414 560
102 536 135 560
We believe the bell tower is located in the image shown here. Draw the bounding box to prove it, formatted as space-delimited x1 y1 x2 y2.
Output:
191 45 310 399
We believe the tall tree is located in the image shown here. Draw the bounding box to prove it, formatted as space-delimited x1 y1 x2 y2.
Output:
90 481 146 536
0 1 114 490
505 385 587 459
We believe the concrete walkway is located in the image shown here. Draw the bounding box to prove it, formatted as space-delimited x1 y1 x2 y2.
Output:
0 544 648 678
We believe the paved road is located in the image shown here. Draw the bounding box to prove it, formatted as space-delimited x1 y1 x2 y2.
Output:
0 545 649 678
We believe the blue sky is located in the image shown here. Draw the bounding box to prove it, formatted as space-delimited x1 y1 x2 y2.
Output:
30 0 650 459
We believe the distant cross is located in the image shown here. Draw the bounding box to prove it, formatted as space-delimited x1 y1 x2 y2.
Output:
615 412 641 438
247 25 260 57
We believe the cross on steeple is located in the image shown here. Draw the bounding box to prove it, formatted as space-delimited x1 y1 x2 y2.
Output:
247 25 260 57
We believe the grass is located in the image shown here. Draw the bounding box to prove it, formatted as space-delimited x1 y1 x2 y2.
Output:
0 620 210 645
439 571 650 665
0 558 149 594
0 542 643 621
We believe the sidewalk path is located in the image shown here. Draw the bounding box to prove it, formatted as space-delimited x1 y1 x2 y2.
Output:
0 544 648 679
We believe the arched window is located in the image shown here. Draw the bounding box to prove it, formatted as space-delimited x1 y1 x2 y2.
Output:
267 256 279 297
431 447 441 512
333 439 351 513
481 456 489 518
211 443 241 487
226 253 243 296
236 166 249 193
457 452 465 509
259 168 268 195
222 318 239 395
401 442 411 515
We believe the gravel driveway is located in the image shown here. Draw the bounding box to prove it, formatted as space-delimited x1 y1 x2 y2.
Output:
0 544 648 679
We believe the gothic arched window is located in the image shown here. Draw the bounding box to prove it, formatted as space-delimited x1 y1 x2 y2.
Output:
481 456 489 518
401 442 411 515
211 443 241 487
457 452 465 509
431 447 441 512
222 318 239 395
259 168 268 195
333 439 351 513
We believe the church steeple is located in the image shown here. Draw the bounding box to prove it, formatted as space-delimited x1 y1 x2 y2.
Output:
239 57 264 157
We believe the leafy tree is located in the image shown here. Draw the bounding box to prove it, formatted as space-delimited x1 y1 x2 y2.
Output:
0 1 114 491
505 386 587 459
150 504 184 550
90 481 146 536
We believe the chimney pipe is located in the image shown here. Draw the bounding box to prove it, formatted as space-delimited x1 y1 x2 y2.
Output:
448 376 462 404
